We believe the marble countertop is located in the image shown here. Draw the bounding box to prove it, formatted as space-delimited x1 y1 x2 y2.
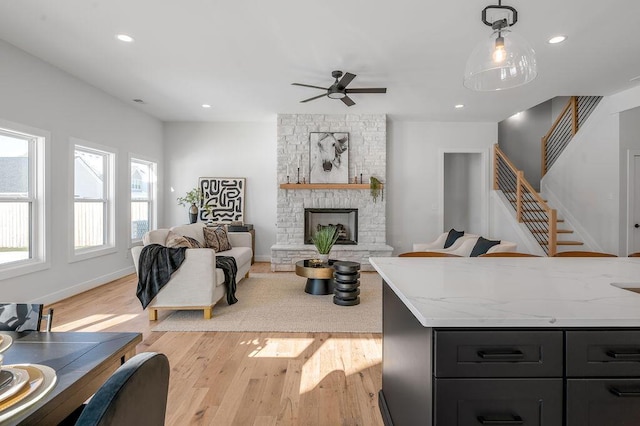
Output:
370 256 640 328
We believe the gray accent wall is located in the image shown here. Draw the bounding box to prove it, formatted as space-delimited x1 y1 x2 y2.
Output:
498 100 553 191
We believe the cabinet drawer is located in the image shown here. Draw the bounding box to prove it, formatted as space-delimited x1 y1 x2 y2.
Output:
566 330 640 377
434 330 563 378
435 378 563 426
567 379 640 425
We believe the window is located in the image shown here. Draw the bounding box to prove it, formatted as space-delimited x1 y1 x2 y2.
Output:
73 142 115 258
0 122 47 278
130 157 156 242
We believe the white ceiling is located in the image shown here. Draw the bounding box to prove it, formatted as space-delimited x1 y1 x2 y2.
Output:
1 0 639 122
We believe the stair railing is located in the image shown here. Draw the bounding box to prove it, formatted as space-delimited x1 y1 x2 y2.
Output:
495 144 557 256
541 96 602 176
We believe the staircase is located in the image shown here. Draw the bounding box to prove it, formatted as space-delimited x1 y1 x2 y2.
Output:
494 145 581 255
494 96 603 255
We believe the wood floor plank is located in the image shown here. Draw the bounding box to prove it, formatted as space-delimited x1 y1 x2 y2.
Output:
44 263 383 426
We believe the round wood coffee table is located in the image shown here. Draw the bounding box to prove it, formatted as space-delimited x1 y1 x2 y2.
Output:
295 259 336 295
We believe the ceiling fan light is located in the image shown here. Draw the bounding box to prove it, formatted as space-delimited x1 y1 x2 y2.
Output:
327 91 346 99
464 27 537 91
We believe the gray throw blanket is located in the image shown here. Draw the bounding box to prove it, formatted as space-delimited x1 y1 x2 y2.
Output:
136 244 187 309
136 245 239 309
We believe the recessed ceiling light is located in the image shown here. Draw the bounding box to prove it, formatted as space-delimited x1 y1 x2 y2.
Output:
454 104 465 109
202 104 212 108
511 111 523 119
116 34 134 43
548 35 567 44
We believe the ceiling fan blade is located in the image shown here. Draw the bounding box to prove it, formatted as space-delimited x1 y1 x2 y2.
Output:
346 88 387 94
338 72 356 88
300 93 327 103
292 83 328 90
341 96 355 107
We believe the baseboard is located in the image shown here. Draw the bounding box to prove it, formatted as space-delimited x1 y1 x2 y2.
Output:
254 255 271 262
35 266 136 305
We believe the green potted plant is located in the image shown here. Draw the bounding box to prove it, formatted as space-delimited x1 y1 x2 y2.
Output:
312 225 339 264
177 187 203 224
370 176 383 203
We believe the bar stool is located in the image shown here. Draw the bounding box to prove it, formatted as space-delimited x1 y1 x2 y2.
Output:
332 261 361 306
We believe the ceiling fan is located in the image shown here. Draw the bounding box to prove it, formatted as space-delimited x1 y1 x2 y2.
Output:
292 70 387 106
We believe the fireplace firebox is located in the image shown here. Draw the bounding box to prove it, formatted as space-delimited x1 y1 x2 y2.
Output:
304 208 358 245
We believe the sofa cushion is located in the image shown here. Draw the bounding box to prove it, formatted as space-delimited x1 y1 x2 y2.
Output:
171 223 206 247
184 236 202 248
222 246 252 267
444 229 464 249
166 230 192 248
214 227 232 251
203 227 221 251
470 237 501 257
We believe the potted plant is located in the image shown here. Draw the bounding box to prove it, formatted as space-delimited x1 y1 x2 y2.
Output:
177 187 203 224
370 176 383 203
312 225 339 264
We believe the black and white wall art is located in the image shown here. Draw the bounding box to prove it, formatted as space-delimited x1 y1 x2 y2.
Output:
199 177 245 223
309 132 349 184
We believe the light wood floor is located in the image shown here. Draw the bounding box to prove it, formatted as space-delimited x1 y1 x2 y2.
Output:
46 262 384 425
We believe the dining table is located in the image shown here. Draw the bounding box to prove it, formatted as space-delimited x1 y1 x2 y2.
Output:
0 331 142 426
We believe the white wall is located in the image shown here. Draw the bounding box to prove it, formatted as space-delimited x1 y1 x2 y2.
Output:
386 121 497 254
0 40 164 303
444 153 483 233
163 122 277 261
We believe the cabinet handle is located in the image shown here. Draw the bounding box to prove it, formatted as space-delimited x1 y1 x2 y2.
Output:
477 349 525 360
610 387 640 397
477 414 524 424
606 350 640 360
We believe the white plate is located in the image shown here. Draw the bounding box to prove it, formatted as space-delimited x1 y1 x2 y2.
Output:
0 334 12 354
0 364 57 423
0 368 29 403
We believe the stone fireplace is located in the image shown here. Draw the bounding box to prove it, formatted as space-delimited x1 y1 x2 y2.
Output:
271 113 393 271
305 208 358 245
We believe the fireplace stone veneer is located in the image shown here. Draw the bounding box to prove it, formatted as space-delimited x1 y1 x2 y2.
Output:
271 113 393 271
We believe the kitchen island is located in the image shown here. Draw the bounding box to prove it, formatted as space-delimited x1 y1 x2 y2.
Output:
370 256 640 426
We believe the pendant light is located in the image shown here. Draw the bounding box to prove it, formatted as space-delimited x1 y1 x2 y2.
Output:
463 0 537 91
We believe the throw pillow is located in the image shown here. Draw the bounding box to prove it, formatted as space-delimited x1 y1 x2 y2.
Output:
184 236 202 248
215 226 232 251
165 230 192 248
444 228 464 249
203 227 221 251
470 236 501 257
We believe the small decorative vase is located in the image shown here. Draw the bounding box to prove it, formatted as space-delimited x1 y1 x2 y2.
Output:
318 253 329 264
189 203 198 224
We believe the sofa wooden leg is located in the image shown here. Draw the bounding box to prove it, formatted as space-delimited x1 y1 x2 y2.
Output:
148 309 158 321
204 307 213 319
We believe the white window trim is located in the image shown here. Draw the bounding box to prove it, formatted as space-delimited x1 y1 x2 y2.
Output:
0 119 50 280
129 153 158 246
69 138 117 263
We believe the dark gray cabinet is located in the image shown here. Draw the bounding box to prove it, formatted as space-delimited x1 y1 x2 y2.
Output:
379 281 640 426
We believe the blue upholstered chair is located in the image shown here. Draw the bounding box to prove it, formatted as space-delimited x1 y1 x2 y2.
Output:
0 303 53 332
73 352 170 426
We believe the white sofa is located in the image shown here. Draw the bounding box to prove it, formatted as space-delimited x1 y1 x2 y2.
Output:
131 223 253 320
413 233 517 257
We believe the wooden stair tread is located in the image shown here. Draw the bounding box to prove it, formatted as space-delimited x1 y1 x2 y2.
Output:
541 241 584 246
531 229 573 234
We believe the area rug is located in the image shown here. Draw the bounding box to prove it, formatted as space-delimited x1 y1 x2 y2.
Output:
152 272 382 333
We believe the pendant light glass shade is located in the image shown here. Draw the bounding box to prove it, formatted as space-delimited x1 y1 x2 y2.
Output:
464 28 537 91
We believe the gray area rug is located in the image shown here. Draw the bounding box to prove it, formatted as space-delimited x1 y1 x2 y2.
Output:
153 272 382 333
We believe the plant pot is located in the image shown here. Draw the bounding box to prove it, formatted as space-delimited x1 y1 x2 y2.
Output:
317 253 329 264
189 203 198 224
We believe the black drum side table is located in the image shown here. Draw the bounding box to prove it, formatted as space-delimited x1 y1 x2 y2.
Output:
332 261 361 306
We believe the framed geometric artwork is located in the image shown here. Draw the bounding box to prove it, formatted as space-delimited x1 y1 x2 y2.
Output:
198 177 246 223
309 132 349 184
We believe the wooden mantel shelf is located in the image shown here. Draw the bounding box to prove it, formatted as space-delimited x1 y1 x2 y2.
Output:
279 183 381 190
